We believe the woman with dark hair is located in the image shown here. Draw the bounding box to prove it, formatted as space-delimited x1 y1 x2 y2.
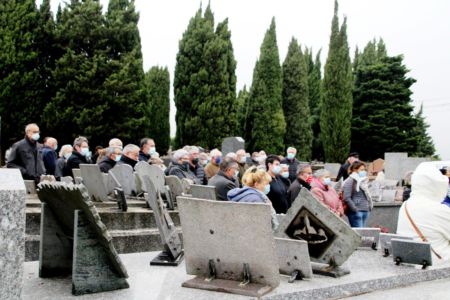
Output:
342 161 373 227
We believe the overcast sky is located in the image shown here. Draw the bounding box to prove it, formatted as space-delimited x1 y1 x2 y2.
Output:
44 0 450 159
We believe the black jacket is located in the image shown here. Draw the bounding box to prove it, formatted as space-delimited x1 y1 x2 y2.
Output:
98 156 116 173
138 150 151 162
287 178 311 204
67 151 89 177
280 157 300 183
190 163 207 185
208 171 237 201
7 137 45 181
167 161 199 183
117 155 138 169
336 161 351 181
267 175 290 214
42 145 57 175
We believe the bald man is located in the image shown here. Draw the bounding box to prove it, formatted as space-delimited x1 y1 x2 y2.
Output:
7 123 45 182
42 137 58 175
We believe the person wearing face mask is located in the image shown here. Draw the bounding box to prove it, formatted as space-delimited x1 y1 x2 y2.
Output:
227 167 278 230
97 146 123 173
117 144 140 169
280 164 291 186
67 136 92 177
342 161 373 227
236 149 250 184
139 138 156 163
187 146 207 185
265 155 290 214
287 164 313 204
204 149 222 180
311 169 344 217
41 137 58 176
208 157 239 201
167 149 200 183
55 144 73 179
281 147 300 182
336 152 359 182
7 123 46 183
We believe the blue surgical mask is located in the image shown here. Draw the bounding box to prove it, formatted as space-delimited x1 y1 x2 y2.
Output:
287 153 295 160
80 147 90 156
149 147 156 155
323 178 332 185
264 184 271 195
215 157 222 165
281 172 289 179
358 170 367 178
115 155 122 162
31 133 40 141
272 165 281 175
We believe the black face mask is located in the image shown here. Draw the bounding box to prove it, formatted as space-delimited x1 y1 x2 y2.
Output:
192 158 199 165
182 161 190 170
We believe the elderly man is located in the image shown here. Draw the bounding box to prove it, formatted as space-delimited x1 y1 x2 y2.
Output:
67 136 91 176
281 147 301 182
336 152 359 182
109 138 123 149
139 138 156 162
7 123 45 182
204 149 222 180
187 146 207 185
236 149 249 183
208 157 239 201
167 149 199 183
98 146 122 173
287 164 313 204
42 137 58 176
117 144 140 168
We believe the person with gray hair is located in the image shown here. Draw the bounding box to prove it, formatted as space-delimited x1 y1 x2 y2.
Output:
187 146 207 185
208 157 239 200
7 123 45 182
42 137 58 176
67 136 91 177
311 169 344 216
281 146 301 182
166 149 200 183
55 144 73 179
98 146 123 173
287 163 313 204
204 148 222 180
117 144 140 168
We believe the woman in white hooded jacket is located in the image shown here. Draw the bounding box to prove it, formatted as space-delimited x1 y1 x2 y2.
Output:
397 162 450 263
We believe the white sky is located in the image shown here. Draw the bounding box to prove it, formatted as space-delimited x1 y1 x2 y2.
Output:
43 0 450 159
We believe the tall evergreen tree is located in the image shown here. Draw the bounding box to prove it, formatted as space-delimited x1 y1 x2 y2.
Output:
282 38 312 160
320 1 353 162
143 67 171 155
411 104 436 157
174 4 237 149
244 18 286 154
236 85 249 137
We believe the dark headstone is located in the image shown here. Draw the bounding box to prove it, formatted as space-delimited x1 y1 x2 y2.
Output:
221 137 245 156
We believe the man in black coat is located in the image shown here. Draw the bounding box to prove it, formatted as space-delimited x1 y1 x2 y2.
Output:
187 146 207 185
266 155 290 214
67 136 91 177
281 147 301 183
208 157 239 201
98 146 122 173
7 123 45 182
41 137 58 176
139 138 155 162
117 144 140 169
336 152 359 181
287 164 313 204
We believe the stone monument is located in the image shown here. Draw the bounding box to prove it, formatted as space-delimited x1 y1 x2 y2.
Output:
221 137 245 156
80 164 109 202
392 239 432 269
37 182 129 295
275 237 312 283
190 184 217 200
0 169 26 300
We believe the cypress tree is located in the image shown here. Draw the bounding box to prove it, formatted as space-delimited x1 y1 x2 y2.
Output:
411 104 435 157
282 38 312 160
244 18 286 154
236 85 249 137
320 1 353 162
143 66 171 155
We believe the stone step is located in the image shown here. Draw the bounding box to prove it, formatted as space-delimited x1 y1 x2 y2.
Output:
26 197 149 209
25 206 181 235
25 228 182 262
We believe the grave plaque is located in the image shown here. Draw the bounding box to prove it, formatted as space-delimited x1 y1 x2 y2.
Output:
24 179 36 194
190 184 217 200
80 164 109 202
109 164 137 196
37 182 129 295
221 137 245 156
353 228 380 250
135 162 174 209
380 233 413 257
0 169 26 300
392 239 432 269
275 188 360 277
275 238 312 282
178 197 279 297
165 175 185 201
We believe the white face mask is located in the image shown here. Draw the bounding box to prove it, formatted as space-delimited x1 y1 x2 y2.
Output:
64 152 71 159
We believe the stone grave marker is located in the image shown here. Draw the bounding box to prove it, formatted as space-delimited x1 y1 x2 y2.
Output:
392 239 432 269
109 164 137 196
380 233 413 257
142 175 183 266
135 162 174 209
275 237 312 283
181 178 192 194
275 188 361 277
384 152 431 181
190 184 217 200
324 163 341 178
0 169 26 300
353 228 381 250
72 168 82 181
79 164 109 202
381 189 397 202
178 197 280 297
165 175 186 202
37 182 129 295
24 179 36 194
221 137 245 156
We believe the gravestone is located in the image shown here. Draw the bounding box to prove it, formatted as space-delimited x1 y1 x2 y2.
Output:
178 197 279 297
0 169 26 300
324 163 341 178
275 188 360 277
72 168 81 180
24 179 36 194
37 182 129 295
384 153 431 181
80 164 109 202
165 175 186 203
381 189 397 202
275 237 312 283
392 239 432 269
135 162 174 209
142 176 183 266
379 233 413 257
353 228 381 250
221 137 245 156
109 164 137 196
190 184 217 200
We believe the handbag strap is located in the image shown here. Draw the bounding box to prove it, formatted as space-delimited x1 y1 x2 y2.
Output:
404 202 442 259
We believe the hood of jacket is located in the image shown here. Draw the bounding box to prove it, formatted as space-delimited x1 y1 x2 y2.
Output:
410 163 448 203
227 186 265 203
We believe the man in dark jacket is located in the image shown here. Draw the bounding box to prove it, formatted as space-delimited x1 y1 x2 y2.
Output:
117 144 140 169
139 138 155 162
266 155 290 214
98 147 122 173
281 147 301 183
67 136 91 177
287 164 313 204
208 157 239 201
167 149 200 183
7 123 45 182
41 137 58 176
336 152 359 181
187 146 207 185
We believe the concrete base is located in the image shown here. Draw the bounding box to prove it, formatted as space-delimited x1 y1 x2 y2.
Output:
22 250 450 300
